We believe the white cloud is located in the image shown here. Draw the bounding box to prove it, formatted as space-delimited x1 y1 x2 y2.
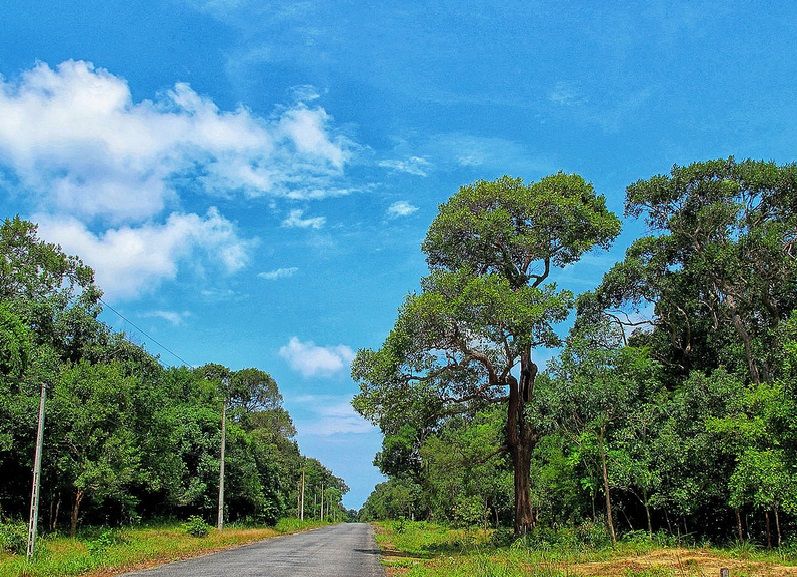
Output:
291 394 376 436
378 155 431 176
548 82 586 106
428 132 554 173
282 208 326 229
387 200 418 218
278 337 355 377
258 266 298 280
35 207 254 299
142 310 192 325
0 60 352 222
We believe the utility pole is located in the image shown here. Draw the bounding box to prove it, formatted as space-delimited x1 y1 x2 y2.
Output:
320 483 325 522
300 466 305 521
217 395 226 531
27 382 46 561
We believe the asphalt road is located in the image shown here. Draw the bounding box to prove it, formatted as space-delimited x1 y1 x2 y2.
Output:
124 523 385 577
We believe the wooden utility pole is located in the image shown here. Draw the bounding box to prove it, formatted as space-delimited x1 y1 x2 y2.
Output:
27 382 46 560
217 398 226 530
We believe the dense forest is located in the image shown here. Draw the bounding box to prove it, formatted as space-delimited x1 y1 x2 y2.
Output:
354 158 797 547
0 216 348 536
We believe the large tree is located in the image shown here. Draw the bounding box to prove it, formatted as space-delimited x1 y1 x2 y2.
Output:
353 174 620 534
586 158 797 384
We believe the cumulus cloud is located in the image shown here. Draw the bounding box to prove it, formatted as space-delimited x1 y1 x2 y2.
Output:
278 337 355 377
258 266 298 280
0 60 352 222
387 200 418 218
282 208 326 229
35 208 254 299
378 155 431 176
142 310 192 325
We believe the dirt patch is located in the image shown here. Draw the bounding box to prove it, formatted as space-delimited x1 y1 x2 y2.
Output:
570 548 797 577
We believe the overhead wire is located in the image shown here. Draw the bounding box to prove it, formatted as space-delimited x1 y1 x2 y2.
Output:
98 296 194 367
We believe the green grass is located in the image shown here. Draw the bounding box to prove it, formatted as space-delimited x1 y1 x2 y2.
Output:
374 521 797 577
0 518 332 577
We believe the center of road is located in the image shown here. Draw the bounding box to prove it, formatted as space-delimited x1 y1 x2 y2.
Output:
123 524 384 577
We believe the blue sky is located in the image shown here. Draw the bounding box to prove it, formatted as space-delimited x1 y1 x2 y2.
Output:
1 0 796 509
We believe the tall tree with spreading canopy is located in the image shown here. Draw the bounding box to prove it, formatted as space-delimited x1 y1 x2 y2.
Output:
353 174 620 534
585 158 797 384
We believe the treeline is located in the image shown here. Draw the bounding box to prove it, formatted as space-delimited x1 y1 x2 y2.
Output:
355 158 797 547
0 217 348 535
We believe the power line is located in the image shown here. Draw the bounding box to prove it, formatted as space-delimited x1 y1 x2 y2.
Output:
98 297 194 367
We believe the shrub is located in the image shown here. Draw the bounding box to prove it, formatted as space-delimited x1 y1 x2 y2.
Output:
87 528 126 555
0 520 28 555
183 516 210 538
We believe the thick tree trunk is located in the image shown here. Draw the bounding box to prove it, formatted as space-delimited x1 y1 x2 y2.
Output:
510 435 534 535
506 354 537 536
70 489 84 538
598 427 617 545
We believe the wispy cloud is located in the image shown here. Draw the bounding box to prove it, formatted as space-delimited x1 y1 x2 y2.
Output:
428 132 554 174
142 310 192 326
258 266 298 280
279 337 354 377
387 201 418 218
291 394 376 436
378 155 431 176
282 208 326 229
548 82 586 107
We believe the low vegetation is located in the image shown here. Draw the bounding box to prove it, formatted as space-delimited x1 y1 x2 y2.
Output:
375 521 797 577
0 518 329 577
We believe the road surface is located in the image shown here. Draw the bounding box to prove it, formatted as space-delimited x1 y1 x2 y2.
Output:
124 523 384 577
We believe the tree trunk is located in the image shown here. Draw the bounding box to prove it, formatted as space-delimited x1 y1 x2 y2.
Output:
726 295 761 385
643 489 652 539
598 426 617 545
735 508 744 543
70 489 84 538
53 493 61 531
765 510 772 549
774 507 781 547
510 436 534 535
506 355 537 536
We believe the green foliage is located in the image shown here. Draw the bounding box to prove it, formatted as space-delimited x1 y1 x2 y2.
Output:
0 521 27 555
86 529 126 555
354 174 620 534
361 159 797 549
0 216 346 536
182 516 210 538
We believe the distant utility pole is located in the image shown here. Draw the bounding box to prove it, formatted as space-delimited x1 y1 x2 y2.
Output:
27 382 46 561
300 467 305 521
320 483 325 522
217 394 226 531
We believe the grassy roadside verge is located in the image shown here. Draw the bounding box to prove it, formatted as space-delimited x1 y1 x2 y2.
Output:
0 518 330 577
374 521 797 577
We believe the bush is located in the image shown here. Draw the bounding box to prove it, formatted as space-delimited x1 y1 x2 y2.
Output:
87 528 126 555
183 516 210 538
0 520 28 555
